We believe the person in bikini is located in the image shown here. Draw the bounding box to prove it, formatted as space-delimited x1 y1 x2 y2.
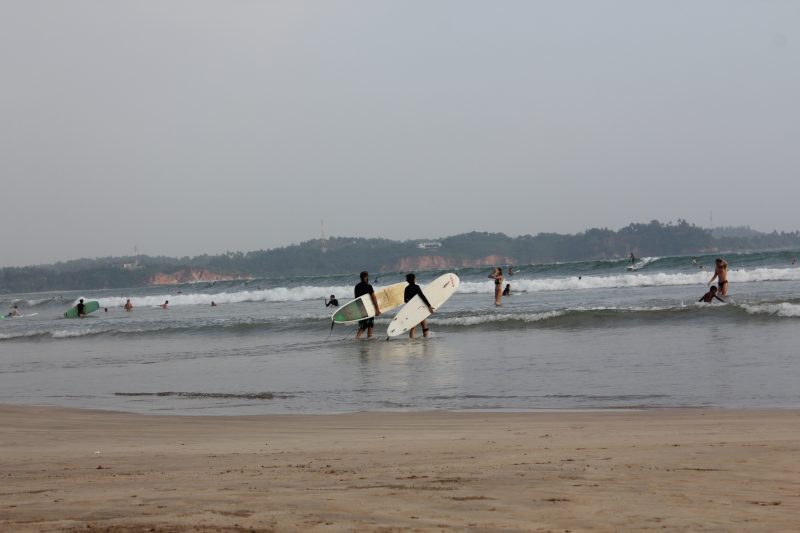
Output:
708 258 729 296
489 267 503 306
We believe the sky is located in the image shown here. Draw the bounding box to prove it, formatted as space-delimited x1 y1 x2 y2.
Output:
1 1 799 267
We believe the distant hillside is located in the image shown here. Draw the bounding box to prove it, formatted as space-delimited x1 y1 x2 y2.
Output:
3 220 800 292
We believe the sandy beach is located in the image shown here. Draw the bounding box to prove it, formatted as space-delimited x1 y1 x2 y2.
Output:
1 406 799 532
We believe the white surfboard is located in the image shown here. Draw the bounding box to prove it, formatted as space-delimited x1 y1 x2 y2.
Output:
386 273 460 337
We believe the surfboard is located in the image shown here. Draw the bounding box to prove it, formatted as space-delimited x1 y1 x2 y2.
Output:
331 282 407 324
386 273 460 337
1 312 38 319
63 301 100 318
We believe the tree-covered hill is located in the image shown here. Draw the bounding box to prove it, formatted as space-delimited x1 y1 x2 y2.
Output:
2 220 800 292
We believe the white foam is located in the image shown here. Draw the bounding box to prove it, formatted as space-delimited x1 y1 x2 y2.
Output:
458 267 800 294
742 302 800 318
434 311 566 326
95 284 354 308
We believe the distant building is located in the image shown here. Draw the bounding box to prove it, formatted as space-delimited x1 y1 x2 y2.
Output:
417 242 442 250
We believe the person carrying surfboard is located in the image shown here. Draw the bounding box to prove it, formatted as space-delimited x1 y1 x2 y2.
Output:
76 299 86 318
404 273 434 338
354 271 381 339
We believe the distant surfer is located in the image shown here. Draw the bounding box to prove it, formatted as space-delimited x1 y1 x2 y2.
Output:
692 257 704 270
76 299 86 318
324 295 339 307
354 271 381 339
508 266 514 277
502 284 511 296
160 300 169 309
708 258 729 296
489 267 503 306
211 301 217 307
699 286 725 303
7 305 20 317
404 273 434 338
124 299 133 311
629 252 636 264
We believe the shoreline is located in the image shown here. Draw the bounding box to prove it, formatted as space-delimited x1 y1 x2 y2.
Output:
2 405 799 531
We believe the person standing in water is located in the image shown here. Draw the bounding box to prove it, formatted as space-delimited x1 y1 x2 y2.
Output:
324 295 339 307
160 300 169 309
124 299 133 311
708 258 729 296
354 271 380 339
404 273 434 338
489 267 503 306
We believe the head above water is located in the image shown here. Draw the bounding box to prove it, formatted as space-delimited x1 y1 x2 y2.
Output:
360 271 368 282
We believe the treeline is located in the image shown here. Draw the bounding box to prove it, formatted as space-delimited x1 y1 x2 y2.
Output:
3 220 800 292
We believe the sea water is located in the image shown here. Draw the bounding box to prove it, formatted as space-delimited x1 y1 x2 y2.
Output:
1 251 799 414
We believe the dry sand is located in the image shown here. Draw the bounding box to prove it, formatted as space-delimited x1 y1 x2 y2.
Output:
1 405 799 532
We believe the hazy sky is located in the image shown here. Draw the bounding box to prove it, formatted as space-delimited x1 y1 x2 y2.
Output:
2 1 799 267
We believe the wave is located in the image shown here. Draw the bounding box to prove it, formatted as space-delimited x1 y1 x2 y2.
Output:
742 302 800 318
3 300 798 341
459 267 800 294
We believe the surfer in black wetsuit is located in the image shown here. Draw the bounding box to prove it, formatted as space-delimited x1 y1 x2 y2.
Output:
76 299 86 318
355 271 380 339
404 273 434 338
324 295 339 307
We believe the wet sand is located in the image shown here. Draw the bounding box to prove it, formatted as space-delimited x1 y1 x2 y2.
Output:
1 405 799 532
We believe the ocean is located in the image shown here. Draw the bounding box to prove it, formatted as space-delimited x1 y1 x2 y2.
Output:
2 251 799 415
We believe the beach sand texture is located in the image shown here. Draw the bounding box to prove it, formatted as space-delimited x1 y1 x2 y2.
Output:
2 406 799 532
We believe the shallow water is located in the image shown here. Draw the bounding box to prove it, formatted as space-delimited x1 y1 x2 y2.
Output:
2 251 799 414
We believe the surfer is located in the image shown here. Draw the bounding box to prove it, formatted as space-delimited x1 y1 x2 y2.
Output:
404 273 434 338
76 299 86 318
211 301 217 307
708 258 729 296
489 267 503 306
354 271 381 339
629 252 636 264
699 286 725 303
124 299 133 311
7 305 20 317
160 300 169 309
324 295 339 307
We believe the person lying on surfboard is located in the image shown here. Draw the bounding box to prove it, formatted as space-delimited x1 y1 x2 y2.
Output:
404 273 434 339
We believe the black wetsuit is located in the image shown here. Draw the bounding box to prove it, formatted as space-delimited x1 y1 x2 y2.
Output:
76 302 86 316
354 281 375 329
325 298 339 307
404 284 432 307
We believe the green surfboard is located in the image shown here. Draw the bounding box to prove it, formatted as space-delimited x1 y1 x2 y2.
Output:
64 300 100 318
